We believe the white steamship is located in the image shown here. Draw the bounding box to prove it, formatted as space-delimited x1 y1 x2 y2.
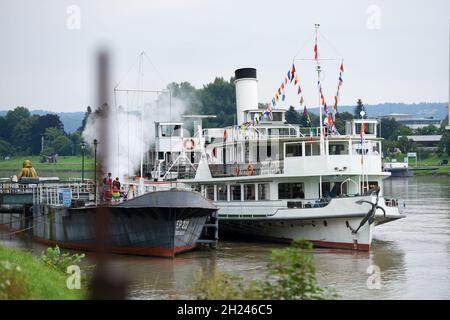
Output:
144 64 406 251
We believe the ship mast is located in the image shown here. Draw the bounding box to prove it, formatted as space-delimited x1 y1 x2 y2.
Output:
139 51 144 181
315 24 324 199
315 24 324 156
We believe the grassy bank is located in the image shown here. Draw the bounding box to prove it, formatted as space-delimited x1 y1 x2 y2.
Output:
386 153 450 176
412 155 450 176
0 156 95 180
0 245 86 299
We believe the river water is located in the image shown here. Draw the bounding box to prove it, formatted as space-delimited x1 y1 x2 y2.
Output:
1 176 449 299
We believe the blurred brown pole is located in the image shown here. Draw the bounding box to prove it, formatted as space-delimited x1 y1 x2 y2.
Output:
89 49 127 299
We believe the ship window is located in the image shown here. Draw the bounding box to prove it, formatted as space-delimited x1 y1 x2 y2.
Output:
258 183 270 200
278 183 305 199
285 143 302 157
204 185 214 200
244 184 256 200
328 142 347 155
217 184 227 201
305 142 320 156
272 112 282 121
160 125 182 137
230 184 241 201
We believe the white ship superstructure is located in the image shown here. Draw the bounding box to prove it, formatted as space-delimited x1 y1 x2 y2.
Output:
146 65 405 251
144 26 405 250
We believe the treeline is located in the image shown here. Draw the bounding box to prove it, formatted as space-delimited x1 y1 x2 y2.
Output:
1 76 449 158
0 106 91 157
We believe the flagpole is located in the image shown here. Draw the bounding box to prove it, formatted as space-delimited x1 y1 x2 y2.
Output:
315 24 324 155
315 24 323 199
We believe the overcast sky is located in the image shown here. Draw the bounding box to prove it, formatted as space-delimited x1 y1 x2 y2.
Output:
0 0 449 112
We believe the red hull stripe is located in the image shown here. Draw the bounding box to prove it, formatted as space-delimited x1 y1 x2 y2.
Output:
311 240 370 251
222 232 370 251
31 235 196 258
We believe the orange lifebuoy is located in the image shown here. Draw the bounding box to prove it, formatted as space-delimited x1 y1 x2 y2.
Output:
246 164 254 176
183 138 195 150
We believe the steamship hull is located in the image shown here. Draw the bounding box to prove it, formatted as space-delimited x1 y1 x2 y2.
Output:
216 196 404 251
0 190 216 257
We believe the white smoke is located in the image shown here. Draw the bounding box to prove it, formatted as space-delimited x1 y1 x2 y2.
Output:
82 93 189 181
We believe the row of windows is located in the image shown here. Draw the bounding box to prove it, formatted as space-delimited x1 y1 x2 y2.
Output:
201 183 305 201
200 181 378 202
203 183 270 201
285 141 380 157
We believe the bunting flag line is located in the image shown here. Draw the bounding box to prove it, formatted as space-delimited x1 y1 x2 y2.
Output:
294 74 298 85
287 70 291 81
300 96 304 105
314 43 318 60
291 64 296 82
333 60 344 114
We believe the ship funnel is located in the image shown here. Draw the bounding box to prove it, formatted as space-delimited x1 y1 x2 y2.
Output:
234 68 258 125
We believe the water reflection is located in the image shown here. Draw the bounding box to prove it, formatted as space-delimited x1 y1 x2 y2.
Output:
1 176 449 299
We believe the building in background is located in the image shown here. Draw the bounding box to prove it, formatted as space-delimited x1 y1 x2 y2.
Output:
382 113 442 130
399 135 443 151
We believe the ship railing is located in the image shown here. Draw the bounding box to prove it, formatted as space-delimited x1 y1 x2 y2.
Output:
0 181 36 194
32 182 96 206
384 198 400 207
286 198 330 209
121 181 197 198
209 160 284 178
204 125 342 145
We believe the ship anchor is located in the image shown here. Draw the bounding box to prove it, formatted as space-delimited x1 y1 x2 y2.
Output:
349 188 386 235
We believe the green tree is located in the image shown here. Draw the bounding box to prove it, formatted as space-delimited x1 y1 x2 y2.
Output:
334 111 354 134
11 116 38 154
195 77 236 128
4 106 31 142
285 106 301 124
397 136 416 153
5 106 30 125
0 139 15 157
354 99 366 119
416 124 439 135
69 131 82 155
439 131 450 156
44 127 73 156
30 114 64 154
380 118 400 140
77 106 92 133
439 115 448 133
51 136 73 156
0 116 8 141
392 126 413 140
